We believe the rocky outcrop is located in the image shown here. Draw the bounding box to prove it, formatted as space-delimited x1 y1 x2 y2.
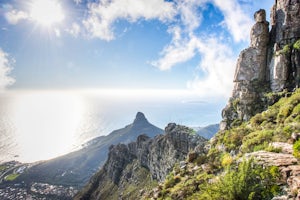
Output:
269 0 300 91
245 150 297 167
245 143 300 199
221 0 300 130
74 124 207 200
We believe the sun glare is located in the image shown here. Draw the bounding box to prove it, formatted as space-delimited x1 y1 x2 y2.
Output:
30 0 65 27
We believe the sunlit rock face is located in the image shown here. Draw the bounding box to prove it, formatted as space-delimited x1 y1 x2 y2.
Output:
74 124 207 200
269 0 300 91
221 0 300 130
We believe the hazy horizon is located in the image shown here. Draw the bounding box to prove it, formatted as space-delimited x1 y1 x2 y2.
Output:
0 89 223 163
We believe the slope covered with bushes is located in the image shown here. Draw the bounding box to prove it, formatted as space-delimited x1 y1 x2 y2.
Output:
144 90 300 199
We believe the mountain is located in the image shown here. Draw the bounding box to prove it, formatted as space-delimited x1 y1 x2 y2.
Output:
144 87 300 200
76 0 300 199
221 1 300 130
17 112 163 187
194 124 219 139
74 123 207 200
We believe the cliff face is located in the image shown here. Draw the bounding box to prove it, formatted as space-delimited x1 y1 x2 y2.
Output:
74 124 207 200
221 0 300 130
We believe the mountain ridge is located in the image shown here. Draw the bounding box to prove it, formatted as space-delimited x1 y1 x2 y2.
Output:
16 112 164 187
75 0 300 199
74 123 207 200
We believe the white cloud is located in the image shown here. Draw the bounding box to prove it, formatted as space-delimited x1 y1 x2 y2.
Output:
74 0 82 5
54 28 61 37
0 49 15 91
151 0 254 97
212 0 253 42
152 27 198 71
153 31 236 97
67 23 81 37
80 0 255 97
176 0 208 32
5 9 28 25
187 37 236 98
83 0 176 40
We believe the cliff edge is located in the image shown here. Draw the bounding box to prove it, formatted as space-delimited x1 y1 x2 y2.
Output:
221 0 300 130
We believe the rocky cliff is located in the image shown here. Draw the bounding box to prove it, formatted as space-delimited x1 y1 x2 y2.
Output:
221 0 300 130
74 123 207 200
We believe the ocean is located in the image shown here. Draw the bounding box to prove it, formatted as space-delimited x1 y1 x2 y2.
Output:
0 89 225 163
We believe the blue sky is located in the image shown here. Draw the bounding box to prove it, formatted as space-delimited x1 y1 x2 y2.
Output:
0 0 274 98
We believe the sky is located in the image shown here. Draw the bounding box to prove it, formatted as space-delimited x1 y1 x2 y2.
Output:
0 0 274 99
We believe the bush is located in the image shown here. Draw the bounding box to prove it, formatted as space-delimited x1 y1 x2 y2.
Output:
250 113 264 127
293 140 300 159
221 153 233 167
164 174 181 189
276 44 291 56
242 130 274 152
199 159 280 200
293 39 300 50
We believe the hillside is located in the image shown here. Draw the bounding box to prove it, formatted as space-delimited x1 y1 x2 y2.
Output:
144 89 300 199
194 124 219 139
75 0 300 199
16 112 163 187
74 124 207 200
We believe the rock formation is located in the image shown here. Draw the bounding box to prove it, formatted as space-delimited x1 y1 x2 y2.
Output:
74 124 207 200
221 0 300 130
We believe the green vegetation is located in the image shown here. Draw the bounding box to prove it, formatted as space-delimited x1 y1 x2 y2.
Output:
5 173 20 181
147 159 280 200
293 39 300 50
293 140 300 159
200 159 280 200
217 89 300 154
0 165 7 171
275 39 300 56
276 44 291 56
144 89 300 200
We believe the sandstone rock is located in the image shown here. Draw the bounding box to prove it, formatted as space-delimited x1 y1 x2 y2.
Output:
221 9 270 130
269 0 300 91
271 0 300 45
244 151 297 167
222 0 300 129
270 52 290 91
271 142 293 154
251 9 269 48
271 196 288 200
291 132 300 143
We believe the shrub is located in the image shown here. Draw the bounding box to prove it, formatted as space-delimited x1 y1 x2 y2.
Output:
276 44 291 56
293 140 300 159
221 153 233 167
250 113 264 127
265 145 282 153
195 155 207 166
199 159 280 200
242 130 274 152
293 39 300 50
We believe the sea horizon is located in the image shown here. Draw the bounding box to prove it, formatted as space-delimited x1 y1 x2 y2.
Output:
0 89 224 164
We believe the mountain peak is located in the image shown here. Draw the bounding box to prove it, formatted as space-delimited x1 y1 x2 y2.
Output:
133 112 148 124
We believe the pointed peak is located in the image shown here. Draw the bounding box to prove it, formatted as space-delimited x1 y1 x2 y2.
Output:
133 112 148 124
